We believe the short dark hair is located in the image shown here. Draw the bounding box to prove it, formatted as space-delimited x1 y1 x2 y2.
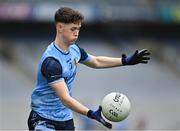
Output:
54 7 84 24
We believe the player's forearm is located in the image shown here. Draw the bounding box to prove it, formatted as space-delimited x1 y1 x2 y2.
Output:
52 81 89 116
62 96 89 116
93 56 123 68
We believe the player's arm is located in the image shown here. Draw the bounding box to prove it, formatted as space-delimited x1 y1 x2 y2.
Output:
51 80 89 115
41 57 112 129
85 55 123 68
79 48 150 68
51 81 111 129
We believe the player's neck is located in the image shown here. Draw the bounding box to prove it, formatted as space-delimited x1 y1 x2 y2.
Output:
55 37 69 53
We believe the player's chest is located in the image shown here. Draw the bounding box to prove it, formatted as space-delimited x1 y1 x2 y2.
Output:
61 56 78 77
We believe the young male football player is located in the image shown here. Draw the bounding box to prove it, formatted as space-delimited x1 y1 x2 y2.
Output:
28 7 150 130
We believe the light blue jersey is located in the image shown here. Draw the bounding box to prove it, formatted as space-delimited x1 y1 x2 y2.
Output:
31 42 91 121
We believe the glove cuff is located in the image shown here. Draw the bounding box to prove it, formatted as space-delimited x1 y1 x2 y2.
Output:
87 110 94 118
121 54 127 65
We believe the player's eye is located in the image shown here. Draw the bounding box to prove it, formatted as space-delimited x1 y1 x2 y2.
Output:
71 27 81 32
70 28 75 31
71 28 76 32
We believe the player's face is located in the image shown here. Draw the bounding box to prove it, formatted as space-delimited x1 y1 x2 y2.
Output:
60 23 81 44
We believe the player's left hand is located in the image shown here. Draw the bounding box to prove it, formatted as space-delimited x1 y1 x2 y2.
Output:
122 49 150 65
87 106 112 129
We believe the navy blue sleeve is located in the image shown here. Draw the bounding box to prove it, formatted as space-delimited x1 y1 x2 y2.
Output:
78 47 89 62
41 57 63 83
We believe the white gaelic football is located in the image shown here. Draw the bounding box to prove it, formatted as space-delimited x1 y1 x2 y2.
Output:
101 92 131 122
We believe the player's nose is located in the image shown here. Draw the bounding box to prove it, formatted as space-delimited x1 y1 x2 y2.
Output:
74 30 79 36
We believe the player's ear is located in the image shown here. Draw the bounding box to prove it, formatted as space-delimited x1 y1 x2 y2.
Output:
56 23 63 33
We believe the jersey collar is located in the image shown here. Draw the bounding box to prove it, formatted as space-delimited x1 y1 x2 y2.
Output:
53 42 70 55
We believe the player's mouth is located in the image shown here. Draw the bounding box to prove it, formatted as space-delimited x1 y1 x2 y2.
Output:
73 37 78 42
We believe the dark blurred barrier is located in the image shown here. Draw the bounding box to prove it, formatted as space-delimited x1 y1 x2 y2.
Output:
0 21 180 42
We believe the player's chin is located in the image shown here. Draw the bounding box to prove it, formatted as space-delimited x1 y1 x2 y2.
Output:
69 38 78 44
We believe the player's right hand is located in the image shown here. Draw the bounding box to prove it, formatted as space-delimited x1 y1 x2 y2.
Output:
87 106 112 129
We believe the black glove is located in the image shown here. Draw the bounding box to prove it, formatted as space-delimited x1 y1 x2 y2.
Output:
87 106 112 129
122 49 150 65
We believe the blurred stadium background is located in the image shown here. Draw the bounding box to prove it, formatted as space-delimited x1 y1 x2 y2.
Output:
0 0 180 130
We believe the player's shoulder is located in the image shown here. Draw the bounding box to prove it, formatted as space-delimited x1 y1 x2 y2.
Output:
44 42 60 55
40 43 58 61
42 42 54 54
